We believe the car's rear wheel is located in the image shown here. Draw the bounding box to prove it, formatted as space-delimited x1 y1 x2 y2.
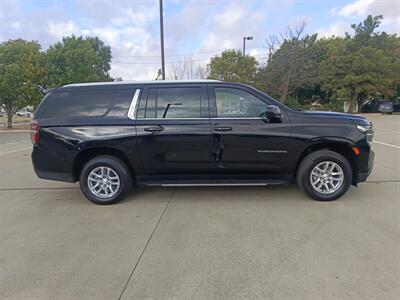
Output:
297 150 352 201
79 155 131 205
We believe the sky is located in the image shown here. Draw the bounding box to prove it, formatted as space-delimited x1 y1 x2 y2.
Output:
1 0 399 80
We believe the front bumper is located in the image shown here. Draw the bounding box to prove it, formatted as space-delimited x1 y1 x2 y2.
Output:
357 149 374 183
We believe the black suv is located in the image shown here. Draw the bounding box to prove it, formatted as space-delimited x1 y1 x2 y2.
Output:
32 80 374 205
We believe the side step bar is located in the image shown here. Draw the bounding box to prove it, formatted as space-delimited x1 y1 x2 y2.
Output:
161 183 270 187
139 180 287 187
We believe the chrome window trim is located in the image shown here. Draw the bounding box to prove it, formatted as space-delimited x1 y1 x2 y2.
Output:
127 89 141 120
211 117 262 120
136 118 263 120
136 118 206 120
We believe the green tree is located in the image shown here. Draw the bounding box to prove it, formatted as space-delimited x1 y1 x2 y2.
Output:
207 50 258 84
46 35 112 87
320 15 399 112
255 23 322 103
0 39 46 128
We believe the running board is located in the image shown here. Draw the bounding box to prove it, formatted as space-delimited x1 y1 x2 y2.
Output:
139 179 287 187
162 183 269 187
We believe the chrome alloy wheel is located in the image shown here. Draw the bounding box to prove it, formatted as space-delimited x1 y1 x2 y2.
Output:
310 161 344 194
87 166 120 199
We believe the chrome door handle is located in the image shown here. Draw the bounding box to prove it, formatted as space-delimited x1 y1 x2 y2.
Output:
214 126 232 132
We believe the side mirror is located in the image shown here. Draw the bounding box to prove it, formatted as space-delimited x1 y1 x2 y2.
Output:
260 105 282 123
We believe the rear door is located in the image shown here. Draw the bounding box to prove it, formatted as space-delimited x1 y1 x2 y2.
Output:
135 84 212 176
208 84 293 177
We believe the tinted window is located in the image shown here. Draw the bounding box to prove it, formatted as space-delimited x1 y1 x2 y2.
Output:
36 89 118 118
141 87 201 119
107 90 135 117
215 88 267 118
146 89 157 118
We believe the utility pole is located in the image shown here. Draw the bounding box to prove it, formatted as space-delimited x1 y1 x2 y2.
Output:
243 36 253 57
159 0 166 80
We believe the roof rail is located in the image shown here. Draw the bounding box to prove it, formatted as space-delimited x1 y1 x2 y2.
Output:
63 79 221 88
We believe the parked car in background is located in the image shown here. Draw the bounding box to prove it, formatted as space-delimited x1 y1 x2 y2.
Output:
15 111 34 118
361 99 394 114
24 112 35 119
31 80 374 205
393 99 400 112
378 100 394 114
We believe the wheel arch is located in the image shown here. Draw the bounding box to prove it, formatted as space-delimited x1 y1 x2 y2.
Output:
73 147 135 182
295 141 358 185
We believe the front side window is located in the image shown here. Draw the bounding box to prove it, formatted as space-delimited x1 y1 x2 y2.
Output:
215 88 268 118
141 87 201 119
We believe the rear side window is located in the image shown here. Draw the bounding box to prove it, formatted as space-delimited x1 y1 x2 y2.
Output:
107 90 135 117
140 87 201 119
36 89 119 118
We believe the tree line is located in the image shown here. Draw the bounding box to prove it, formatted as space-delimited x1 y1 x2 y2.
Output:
1 15 399 127
0 36 112 127
208 15 400 113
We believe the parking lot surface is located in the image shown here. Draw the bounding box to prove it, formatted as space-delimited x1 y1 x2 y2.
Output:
0 115 399 299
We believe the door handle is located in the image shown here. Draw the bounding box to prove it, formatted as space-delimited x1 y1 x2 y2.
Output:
214 126 232 132
144 126 164 133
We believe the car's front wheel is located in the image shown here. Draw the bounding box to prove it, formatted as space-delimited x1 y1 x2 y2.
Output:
79 155 132 205
297 150 353 201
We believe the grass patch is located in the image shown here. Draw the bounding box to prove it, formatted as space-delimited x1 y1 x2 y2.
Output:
0 115 32 123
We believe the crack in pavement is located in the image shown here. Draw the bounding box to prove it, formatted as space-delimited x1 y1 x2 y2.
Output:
117 189 175 300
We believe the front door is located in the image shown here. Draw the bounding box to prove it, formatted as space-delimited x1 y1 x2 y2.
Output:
208 84 293 177
135 84 212 176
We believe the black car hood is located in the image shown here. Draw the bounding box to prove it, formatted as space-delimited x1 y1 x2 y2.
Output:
301 111 370 125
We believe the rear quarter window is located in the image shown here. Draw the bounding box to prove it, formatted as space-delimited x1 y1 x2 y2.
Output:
106 90 135 117
35 89 119 118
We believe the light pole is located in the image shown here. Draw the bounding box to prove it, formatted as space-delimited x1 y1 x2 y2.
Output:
243 36 253 57
159 0 166 80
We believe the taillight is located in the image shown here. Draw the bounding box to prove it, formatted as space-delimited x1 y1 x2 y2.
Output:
31 120 40 144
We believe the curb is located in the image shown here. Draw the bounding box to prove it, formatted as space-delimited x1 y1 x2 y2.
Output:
0 130 32 133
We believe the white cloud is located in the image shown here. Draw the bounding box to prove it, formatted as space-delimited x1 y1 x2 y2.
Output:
333 0 400 25
322 0 400 37
0 0 297 80
198 2 270 53
10 22 21 30
369 0 400 24
317 21 351 38
47 21 83 40
335 0 374 17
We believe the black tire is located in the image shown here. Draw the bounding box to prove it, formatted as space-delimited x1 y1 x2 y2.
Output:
296 150 352 201
79 155 132 205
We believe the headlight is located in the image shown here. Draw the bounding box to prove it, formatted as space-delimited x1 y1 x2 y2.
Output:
357 125 372 133
357 124 374 142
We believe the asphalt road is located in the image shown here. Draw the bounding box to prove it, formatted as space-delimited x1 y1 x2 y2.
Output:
0 115 399 300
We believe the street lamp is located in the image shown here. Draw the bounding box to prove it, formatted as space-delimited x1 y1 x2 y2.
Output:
243 36 253 57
